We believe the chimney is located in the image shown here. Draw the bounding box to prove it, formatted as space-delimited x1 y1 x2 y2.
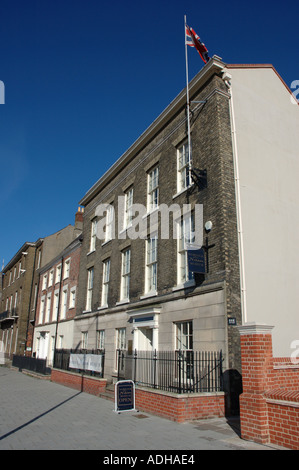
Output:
74 206 84 234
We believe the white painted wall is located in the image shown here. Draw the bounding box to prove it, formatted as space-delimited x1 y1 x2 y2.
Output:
229 66 299 356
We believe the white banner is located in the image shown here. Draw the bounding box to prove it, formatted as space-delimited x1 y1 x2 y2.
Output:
69 353 103 373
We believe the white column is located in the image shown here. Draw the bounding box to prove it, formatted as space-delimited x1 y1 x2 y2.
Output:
152 326 159 351
132 327 139 352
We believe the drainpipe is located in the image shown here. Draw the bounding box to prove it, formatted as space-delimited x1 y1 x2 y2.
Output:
25 246 38 355
223 71 247 323
53 257 63 365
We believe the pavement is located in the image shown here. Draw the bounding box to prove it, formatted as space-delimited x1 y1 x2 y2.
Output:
0 366 285 452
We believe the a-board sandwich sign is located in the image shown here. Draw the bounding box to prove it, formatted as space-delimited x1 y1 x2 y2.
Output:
114 380 136 413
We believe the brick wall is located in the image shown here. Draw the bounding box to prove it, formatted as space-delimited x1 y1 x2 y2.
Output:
238 323 299 450
135 388 225 423
51 368 107 396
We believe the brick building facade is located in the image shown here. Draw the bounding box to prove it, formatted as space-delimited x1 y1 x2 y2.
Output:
73 57 242 410
1 211 83 357
72 56 299 414
33 232 82 366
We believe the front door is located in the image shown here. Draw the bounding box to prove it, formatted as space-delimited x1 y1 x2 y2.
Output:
138 327 153 351
39 332 49 360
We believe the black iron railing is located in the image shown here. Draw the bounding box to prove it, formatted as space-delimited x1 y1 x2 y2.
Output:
12 354 51 375
117 349 223 394
53 348 105 378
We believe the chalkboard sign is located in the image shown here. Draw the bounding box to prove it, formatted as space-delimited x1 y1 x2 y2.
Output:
115 380 136 413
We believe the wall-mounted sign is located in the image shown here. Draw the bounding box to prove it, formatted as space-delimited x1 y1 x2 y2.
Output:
228 317 237 326
115 380 136 413
187 247 206 274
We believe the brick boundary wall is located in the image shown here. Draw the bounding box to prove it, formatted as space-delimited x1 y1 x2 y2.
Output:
51 368 107 396
50 368 225 423
135 388 225 423
238 323 299 450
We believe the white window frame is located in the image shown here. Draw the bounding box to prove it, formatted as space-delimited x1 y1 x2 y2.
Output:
48 269 54 287
45 293 52 323
85 267 94 311
145 236 158 294
81 331 88 349
90 218 97 252
147 166 159 212
63 258 70 280
177 141 191 193
115 327 126 370
124 188 133 229
42 274 48 290
69 286 76 309
52 290 59 321
97 329 105 351
61 288 68 320
55 264 62 284
120 249 130 301
104 206 114 243
39 296 46 324
101 259 110 307
177 213 195 285
175 321 193 351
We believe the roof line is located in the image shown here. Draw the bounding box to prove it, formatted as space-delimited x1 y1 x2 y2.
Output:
226 63 299 104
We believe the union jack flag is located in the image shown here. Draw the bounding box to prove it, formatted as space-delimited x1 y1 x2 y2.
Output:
185 24 210 64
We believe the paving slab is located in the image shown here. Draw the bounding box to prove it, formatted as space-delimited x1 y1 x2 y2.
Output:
0 367 285 452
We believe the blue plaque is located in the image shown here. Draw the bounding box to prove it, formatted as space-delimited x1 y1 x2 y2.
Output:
187 248 206 274
115 380 136 413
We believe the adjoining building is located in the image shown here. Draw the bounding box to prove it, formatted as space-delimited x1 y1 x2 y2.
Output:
33 232 82 367
0 210 83 358
72 56 299 412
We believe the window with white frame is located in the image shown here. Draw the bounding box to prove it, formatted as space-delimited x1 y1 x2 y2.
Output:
63 258 70 279
45 293 51 323
177 141 191 192
81 331 88 349
124 188 133 228
48 269 54 287
42 274 47 290
90 218 97 252
120 249 130 301
14 291 18 310
147 166 159 212
58 335 64 349
97 329 105 351
145 236 158 294
86 267 94 311
104 206 114 243
115 327 126 370
101 259 110 307
37 250 41 269
69 287 76 309
55 264 62 284
18 262 21 278
52 291 59 321
175 321 193 350
39 296 45 324
177 212 195 285
61 288 68 320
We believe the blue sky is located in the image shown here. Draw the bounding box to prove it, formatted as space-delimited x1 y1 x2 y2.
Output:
0 0 298 268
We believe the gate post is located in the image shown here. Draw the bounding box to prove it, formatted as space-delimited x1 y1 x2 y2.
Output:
238 323 274 444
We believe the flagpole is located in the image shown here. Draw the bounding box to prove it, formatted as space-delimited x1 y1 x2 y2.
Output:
184 15 192 176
